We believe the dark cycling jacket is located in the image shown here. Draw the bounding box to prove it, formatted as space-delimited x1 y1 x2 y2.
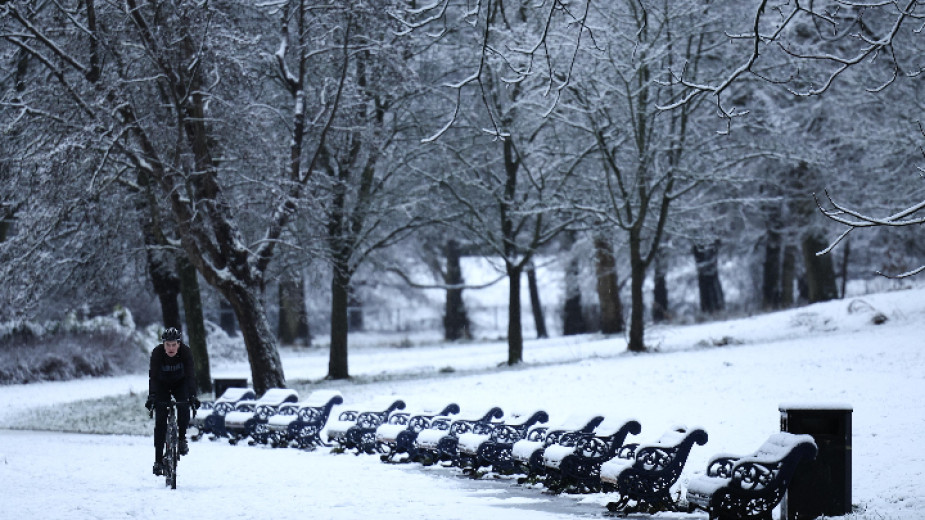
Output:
148 342 197 397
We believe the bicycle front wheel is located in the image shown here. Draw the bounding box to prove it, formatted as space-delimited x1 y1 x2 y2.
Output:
169 449 177 489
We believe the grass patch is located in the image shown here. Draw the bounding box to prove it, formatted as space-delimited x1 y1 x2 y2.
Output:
5 392 151 436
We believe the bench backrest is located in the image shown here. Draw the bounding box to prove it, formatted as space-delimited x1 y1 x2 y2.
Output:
302 390 344 408
217 387 256 403
572 418 642 459
528 414 604 446
387 402 460 430
448 406 504 436
732 433 817 493
296 391 345 423
356 399 407 429
632 427 708 475
257 388 300 406
489 410 550 444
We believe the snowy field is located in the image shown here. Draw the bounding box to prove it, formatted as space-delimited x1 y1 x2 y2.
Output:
1 287 924 519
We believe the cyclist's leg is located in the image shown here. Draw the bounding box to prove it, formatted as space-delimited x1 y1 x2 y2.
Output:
172 386 191 438
153 391 170 462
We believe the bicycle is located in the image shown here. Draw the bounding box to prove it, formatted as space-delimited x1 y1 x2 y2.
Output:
150 399 197 489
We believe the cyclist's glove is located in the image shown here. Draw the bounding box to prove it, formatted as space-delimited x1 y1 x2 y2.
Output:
144 397 154 412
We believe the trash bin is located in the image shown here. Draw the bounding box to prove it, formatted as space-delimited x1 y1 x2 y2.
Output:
213 378 249 399
779 403 853 519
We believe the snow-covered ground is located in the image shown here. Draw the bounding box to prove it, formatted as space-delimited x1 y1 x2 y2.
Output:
1 287 924 519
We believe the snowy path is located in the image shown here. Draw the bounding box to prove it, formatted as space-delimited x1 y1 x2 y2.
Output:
0 429 625 520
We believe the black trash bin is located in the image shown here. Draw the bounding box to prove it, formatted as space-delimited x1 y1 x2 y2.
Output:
779 403 853 520
213 377 249 399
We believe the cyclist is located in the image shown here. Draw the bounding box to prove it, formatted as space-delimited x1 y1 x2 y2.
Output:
145 327 200 476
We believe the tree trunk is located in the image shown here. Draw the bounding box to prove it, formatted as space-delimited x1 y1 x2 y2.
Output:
652 253 668 323
594 236 624 334
444 239 470 341
0 211 12 242
347 285 364 332
141 222 181 329
178 256 211 394
693 240 725 314
221 285 286 395
328 265 351 379
278 275 309 346
762 221 783 310
151 261 181 329
219 299 237 335
562 254 587 336
802 231 839 303
627 231 647 352
839 239 850 299
507 264 524 364
781 244 799 308
526 262 548 339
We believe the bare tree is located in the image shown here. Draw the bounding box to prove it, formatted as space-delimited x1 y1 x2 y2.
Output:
562 1 719 351
670 0 925 277
0 0 355 393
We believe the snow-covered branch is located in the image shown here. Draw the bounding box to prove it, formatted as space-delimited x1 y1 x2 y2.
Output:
815 189 925 277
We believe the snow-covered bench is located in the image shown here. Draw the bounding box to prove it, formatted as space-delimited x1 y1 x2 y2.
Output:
265 390 344 449
223 388 299 445
510 413 604 478
455 409 549 473
376 402 460 462
685 432 817 520
190 386 256 440
542 417 642 493
601 426 709 513
326 398 406 454
413 406 504 465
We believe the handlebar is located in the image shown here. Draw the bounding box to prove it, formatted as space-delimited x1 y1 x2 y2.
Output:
148 399 200 419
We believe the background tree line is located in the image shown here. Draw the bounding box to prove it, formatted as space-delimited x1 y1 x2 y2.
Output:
2 0 922 393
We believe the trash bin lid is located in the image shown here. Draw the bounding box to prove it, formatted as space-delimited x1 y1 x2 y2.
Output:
779 402 853 412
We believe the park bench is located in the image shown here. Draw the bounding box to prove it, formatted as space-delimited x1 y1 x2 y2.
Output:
542 417 642 493
223 388 299 445
511 413 604 478
685 432 817 520
265 390 344 449
413 406 504 465
326 398 406 454
455 409 549 474
190 386 256 440
376 402 461 462
600 426 709 513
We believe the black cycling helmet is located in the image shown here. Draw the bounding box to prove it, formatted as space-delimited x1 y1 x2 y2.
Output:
161 327 182 342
